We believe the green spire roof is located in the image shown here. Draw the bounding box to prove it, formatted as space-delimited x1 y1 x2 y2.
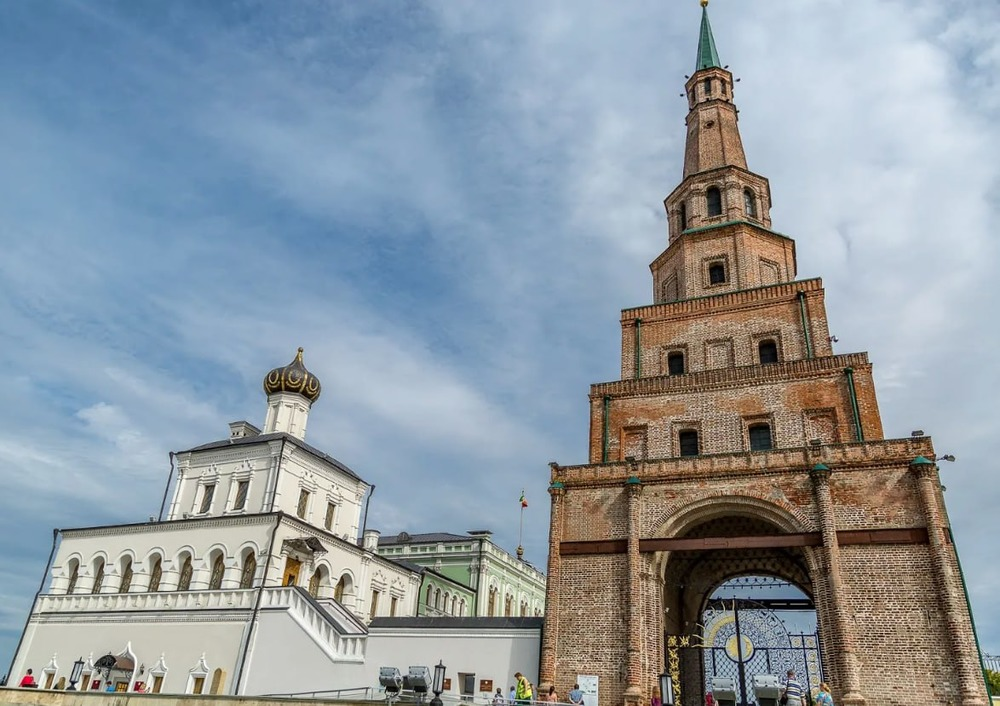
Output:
695 5 722 71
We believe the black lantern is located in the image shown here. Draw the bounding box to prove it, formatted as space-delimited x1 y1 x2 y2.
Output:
67 658 85 691
658 674 675 706
430 661 446 706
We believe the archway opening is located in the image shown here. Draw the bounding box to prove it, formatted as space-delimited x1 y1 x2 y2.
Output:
659 513 823 706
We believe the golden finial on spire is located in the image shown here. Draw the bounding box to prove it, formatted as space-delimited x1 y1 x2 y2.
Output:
700 0 709 7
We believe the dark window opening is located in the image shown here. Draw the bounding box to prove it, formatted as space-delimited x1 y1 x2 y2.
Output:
706 187 723 216
667 352 685 376
749 424 773 451
679 201 687 231
703 78 712 96
708 263 726 285
744 188 757 218
679 430 700 457
758 339 779 364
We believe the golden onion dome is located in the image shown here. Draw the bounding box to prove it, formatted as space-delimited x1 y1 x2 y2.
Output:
263 347 322 402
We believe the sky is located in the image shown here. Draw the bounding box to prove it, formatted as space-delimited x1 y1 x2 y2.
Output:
1 0 998 672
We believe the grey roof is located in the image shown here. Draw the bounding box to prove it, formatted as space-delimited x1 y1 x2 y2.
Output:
378 532 471 545
178 432 362 481
369 616 544 630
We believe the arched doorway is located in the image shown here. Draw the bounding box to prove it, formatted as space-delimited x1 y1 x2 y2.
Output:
658 513 824 706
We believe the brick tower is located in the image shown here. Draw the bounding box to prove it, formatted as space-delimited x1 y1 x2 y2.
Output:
540 5 988 706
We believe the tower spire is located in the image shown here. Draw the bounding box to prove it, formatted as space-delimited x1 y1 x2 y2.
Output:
695 1 722 71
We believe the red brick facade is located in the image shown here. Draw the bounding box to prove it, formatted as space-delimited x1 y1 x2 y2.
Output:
540 9 987 706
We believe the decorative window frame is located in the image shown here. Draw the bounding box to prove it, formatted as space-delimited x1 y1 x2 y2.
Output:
42 653 59 690
704 338 735 370
226 462 253 514
743 414 776 452
186 654 210 695
702 254 731 288
195 468 220 516
671 421 703 458
148 653 169 694
661 344 689 376
619 425 649 462
752 330 783 365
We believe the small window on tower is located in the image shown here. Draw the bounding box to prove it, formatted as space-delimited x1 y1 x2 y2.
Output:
667 352 685 376
708 262 727 285
679 201 688 231
744 188 757 218
678 430 700 457
703 78 712 96
758 339 779 364
749 424 773 452
706 187 723 217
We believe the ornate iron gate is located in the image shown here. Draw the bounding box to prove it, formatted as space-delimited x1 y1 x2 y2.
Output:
667 599 822 706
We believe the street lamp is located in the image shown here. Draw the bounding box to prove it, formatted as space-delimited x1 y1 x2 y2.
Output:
67 659 85 691
430 661 446 706
658 674 675 706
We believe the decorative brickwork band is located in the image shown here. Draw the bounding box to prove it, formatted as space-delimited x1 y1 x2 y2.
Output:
911 460 989 706
540 476 566 686
810 465 865 706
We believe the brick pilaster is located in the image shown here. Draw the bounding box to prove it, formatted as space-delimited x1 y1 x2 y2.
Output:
624 478 643 706
540 480 565 686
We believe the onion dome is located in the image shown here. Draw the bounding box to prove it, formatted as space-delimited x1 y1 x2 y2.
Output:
263 347 322 402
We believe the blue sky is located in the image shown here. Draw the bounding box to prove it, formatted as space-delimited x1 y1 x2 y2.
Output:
2 0 999 671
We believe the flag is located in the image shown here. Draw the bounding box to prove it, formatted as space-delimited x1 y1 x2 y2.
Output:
519 491 528 508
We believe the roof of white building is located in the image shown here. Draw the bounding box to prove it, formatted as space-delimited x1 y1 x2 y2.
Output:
179 431 362 481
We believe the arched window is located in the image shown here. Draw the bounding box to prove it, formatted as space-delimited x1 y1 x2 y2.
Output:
149 556 163 592
744 188 757 218
66 560 79 594
459 599 466 617
520 601 528 617
239 553 256 589
426 585 433 606
451 595 457 614
708 262 726 285
210 669 225 695
667 352 685 376
335 575 349 602
308 570 321 598
443 592 450 613
758 339 779 364
177 555 193 591
679 201 687 231
706 187 723 217
208 555 225 590
749 424 773 451
119 558 133 593
91 559 105 594
679 430 700 457
434 588 441 609
504 594 513 617
488 587 498 616
703 78 712 96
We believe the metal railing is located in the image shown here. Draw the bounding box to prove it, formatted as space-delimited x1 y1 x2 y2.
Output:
260 686 375 699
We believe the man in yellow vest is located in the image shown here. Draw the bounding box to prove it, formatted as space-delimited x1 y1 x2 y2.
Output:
514 673 533 705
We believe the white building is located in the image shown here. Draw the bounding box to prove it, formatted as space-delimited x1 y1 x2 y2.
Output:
8 350 541 697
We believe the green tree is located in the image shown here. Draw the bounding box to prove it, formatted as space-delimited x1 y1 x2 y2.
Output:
986 668 1000 696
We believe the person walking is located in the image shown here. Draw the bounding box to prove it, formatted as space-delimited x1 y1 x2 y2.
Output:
781 670 805 706
814 682 834 706
514 673 533 705
19 670 37 688
568 683 584 706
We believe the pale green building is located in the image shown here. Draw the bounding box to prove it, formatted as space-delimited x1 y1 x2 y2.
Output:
376 530 545 618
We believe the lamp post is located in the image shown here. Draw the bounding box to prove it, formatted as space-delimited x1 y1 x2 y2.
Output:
67 659 85 691
658 674 675 706
430 661 446 706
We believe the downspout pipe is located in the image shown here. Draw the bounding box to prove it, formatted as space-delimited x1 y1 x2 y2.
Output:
947 526 992 699
360 484 376 546
797 291 814 359
843 367 864 442
633 319 642 379
267 438 287 513
7 528 61 681
601 396 611 463
158 451 175 521
233 512 282 695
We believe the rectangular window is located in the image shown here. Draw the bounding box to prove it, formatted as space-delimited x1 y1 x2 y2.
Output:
199 484 215 514
390 595 398 617
459 674 476 697
324 502 337 531
233 480 249 511
297 489 310 518
749 423 773 451
152 676 163 694
679 430 700 457
369 590 380 620
192 677 205 695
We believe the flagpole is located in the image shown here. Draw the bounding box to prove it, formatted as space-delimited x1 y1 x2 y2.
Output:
517 489 525 560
